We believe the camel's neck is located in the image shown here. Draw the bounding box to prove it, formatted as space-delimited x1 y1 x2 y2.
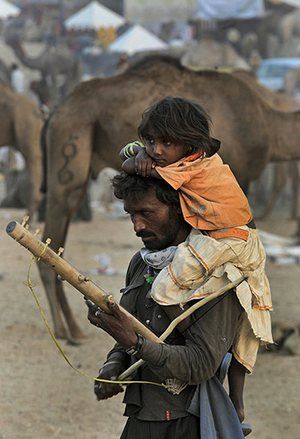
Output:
267 109 300 161
11 43 42 71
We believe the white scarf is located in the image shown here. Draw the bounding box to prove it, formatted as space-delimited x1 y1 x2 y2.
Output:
140 246 177 270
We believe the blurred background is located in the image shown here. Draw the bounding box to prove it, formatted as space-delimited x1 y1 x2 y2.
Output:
0 1 300 438
1 0 300 217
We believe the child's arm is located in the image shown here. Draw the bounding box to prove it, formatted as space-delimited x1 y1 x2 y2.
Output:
121 155 162 179
135 148 161 178
121 144 162 178
119 141 144 162
121 157 136 175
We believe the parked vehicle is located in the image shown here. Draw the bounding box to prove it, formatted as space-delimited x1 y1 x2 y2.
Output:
256 58 300 92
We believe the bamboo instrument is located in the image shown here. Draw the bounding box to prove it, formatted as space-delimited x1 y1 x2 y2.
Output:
6 220 162 344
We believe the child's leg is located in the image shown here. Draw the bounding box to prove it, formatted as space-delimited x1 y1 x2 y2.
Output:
228 356 247 422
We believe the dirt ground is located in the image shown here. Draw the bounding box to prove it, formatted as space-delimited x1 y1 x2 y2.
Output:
0 207 300 439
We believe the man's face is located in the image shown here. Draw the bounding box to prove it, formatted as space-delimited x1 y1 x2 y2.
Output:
124 188 184 250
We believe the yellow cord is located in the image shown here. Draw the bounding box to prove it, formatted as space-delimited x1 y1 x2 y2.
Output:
25 250 166 390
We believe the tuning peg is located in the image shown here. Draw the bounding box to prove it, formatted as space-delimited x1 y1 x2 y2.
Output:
58 247 64 257
21 215 30 227
33 228 40 236
45 238 51 245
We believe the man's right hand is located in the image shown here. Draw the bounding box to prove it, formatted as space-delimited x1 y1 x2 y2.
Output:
94 362 124 401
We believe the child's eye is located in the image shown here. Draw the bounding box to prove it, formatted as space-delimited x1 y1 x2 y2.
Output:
163 140 172 147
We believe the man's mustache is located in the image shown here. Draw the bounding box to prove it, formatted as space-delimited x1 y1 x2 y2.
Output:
136 232 155 239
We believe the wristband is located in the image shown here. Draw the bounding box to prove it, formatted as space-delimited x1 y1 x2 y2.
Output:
125 334 144 356
123 141 144 158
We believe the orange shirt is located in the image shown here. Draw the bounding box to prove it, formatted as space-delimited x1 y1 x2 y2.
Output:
155 153 252 233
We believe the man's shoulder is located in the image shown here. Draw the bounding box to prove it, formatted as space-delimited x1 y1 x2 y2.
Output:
129 251 143 267
126 250 146 286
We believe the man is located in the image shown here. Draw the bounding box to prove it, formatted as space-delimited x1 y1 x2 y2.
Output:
87 173 245 438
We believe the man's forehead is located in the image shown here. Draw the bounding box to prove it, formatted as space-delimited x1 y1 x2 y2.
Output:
123 187 163 211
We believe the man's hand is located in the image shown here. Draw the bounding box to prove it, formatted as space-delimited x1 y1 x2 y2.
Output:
135 148 156 177
87 301 138 348
94 362 124 401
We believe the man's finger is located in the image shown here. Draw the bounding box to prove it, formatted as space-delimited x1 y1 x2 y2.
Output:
107 300 123 319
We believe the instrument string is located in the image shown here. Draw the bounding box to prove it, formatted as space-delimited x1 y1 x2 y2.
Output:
25 250 166 390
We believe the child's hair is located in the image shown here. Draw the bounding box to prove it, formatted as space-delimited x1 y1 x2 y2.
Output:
138 96 220 157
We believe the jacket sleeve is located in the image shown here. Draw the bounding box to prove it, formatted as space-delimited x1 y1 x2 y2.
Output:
136 292 243 384
101 253 141 369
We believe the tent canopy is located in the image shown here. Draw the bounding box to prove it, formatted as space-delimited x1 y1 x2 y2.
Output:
0 0 20 19
110 24 167 55
65 1 125 30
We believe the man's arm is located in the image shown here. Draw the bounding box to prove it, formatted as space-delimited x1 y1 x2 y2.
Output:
136 292 242 384
90 292 243 385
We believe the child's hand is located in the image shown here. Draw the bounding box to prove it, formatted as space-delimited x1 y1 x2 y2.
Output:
135 149 156 177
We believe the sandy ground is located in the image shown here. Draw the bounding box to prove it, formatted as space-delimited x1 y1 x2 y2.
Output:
0 207 300 439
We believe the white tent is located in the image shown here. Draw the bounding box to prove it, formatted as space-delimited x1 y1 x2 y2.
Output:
0 0 20 19
110 24 167 55
65 0 125 30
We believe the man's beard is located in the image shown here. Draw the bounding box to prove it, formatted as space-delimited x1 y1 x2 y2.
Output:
137 211 182 250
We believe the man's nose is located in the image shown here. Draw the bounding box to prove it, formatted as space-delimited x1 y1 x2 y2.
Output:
132 215 146 233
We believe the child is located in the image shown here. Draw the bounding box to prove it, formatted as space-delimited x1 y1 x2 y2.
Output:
120 96 273 427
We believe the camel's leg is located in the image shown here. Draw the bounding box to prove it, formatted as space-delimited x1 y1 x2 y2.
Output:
38 209 70 340
39 129 93 341
14 103 44 221
55 264 85 344
26 155 43 221
257 163 287 220
39 187 89 341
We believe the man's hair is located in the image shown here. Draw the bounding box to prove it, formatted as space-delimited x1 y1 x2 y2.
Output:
113 172 180 207
138 96 220 156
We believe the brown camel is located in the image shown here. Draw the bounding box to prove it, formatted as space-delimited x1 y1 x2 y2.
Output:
232 69 300 112
0 81 44 218
40 56 300 341
233 70 300 219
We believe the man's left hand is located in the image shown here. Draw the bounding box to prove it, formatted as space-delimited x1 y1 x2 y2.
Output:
88 301 138 349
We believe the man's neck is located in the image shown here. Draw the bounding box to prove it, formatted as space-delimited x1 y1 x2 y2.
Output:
172 224 191 247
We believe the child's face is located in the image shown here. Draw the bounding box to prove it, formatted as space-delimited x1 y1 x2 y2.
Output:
145 137 189 166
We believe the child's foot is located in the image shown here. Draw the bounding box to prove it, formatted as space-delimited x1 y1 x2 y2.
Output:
241 423 252 436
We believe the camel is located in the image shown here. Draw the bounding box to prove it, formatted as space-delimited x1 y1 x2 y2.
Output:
6 35 81 104
181 35 249 71
0 81 44 219
233 70 300 220
39 56 300 341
